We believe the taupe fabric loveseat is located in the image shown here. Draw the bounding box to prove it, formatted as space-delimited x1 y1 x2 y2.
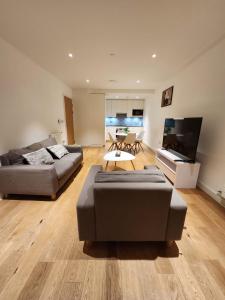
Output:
77 165 187 242
0 137 83 199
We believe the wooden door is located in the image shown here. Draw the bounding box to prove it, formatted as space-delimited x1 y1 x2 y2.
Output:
64 96 75 144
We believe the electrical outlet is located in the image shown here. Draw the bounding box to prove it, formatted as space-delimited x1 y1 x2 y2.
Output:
222 187 225 198
217 190 225 199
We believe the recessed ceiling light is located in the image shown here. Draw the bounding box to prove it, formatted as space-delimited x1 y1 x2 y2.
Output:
136 96 140 99
152 53 157 58
86 79 90 83
136 80 141 84
68 53 73 58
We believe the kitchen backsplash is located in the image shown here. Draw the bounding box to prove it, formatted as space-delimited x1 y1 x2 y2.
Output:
105 117 143 127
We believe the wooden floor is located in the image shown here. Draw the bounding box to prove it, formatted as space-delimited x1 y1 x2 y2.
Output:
0 145 225 300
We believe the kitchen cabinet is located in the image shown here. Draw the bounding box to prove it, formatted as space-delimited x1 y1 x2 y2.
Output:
111 100 128 116
106 99 145 117
133 100 144 110
117 100 128 114
105 100 112 117
127 101 133 117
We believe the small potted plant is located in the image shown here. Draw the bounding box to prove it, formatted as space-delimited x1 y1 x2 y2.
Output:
124 127 129 134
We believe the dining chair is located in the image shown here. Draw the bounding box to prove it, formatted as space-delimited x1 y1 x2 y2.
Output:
135 130 145 152
108 132 119 151
123 133 137 154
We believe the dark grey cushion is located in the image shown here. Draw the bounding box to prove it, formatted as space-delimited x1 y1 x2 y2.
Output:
8 148 31 165
40 137 57 148
54 158 74 179
95 169 166 183
0 153 10 166
25 142 42 151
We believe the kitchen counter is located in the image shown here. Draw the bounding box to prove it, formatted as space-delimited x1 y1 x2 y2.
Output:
105 126 144 141
106 125 143 127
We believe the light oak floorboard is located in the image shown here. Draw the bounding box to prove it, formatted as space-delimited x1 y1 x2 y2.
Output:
0 145 224 300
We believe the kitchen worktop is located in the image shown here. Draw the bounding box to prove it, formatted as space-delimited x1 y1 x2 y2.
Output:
105 126 144 141
106 125 143 127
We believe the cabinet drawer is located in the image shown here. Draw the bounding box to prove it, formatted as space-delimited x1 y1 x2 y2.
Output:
156 158 176 183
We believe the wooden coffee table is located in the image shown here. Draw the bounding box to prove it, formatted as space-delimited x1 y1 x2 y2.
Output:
104 150 135 170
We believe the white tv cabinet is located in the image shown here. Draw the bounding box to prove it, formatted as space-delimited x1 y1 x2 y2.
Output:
155 149 200 188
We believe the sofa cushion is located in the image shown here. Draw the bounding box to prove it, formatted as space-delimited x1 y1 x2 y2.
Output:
95 169 166 183
60 153 82 166
0 153 10 166
47 144 69 159
40 137 57 148
8 148 31 165
25 142 42 151
54 159 74 180
23 148 54 165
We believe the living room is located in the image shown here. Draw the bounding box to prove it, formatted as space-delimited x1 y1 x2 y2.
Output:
0 1 225 300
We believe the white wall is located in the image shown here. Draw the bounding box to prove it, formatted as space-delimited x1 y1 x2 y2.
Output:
72 89 105 146
144 38 225 205
0 37 72 154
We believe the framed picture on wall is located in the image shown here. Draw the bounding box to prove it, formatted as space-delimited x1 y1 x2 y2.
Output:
161 86 174 107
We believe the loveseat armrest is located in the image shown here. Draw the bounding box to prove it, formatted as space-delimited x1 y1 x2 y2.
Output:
0 165 59 196
93 182 173 241
166 190 187 241
76 165 102 241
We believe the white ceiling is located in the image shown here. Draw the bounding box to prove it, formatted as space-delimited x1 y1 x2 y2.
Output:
0 0 225 89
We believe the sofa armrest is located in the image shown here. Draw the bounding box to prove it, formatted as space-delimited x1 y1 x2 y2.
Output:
166 190 187 241
0 165 59 196
65 144 83 155
76 165 102 241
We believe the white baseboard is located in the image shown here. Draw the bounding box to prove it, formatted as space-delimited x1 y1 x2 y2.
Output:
197 181 225 208
143 142 156 154
82 144 105 148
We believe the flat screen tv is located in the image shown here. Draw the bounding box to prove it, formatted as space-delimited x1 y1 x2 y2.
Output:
162 117 203 162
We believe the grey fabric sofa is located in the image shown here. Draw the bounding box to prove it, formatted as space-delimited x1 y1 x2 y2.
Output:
0 137 83 199
77 165 187 242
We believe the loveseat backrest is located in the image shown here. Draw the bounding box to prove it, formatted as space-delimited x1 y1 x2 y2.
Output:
93 182 173 241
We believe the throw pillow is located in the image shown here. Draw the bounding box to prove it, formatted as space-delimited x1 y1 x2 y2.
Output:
0 153 10 166
8 148 31 165
47 144 69 159
23 148 54 165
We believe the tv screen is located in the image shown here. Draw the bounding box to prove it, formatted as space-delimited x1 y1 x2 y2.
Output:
162 117 203 162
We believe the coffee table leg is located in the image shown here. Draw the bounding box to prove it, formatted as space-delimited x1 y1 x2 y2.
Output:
105 161 109 170
131 160 135 170
115 162 116 167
